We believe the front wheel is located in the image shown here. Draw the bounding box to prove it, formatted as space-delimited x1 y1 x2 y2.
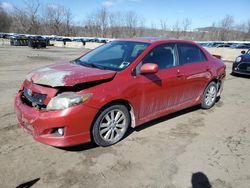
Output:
201 82 218 109
92 104 130 147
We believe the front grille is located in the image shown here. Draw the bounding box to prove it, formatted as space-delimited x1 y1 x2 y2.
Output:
238 62 250 72
22 88 47 109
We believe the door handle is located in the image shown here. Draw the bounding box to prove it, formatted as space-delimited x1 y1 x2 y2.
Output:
177 70 184 77
177 74 184 77
176 69 184 78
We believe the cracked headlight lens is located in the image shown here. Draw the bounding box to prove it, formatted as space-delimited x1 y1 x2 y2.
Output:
46 92 92 110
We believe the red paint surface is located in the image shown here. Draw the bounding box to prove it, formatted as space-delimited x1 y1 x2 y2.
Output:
30 62 116 87
15 39 226 147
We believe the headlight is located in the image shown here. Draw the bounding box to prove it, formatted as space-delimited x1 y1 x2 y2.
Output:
235 56 242 63
46 92 92 110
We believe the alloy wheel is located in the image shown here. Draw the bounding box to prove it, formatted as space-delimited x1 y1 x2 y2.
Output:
99 109 127 142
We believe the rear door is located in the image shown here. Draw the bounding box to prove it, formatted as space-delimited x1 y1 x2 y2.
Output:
176 43 210 103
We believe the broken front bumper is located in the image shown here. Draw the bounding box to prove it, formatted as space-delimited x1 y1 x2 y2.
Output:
15 92 98 147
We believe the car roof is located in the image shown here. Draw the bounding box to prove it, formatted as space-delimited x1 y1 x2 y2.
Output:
115 37 197 45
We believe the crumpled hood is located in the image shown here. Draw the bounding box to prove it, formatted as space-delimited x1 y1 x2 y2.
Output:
26 62 116 87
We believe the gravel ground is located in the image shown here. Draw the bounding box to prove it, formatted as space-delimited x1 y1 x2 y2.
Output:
0 46 249 188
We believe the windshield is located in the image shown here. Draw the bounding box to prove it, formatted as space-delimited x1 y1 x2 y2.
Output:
74 41 150 71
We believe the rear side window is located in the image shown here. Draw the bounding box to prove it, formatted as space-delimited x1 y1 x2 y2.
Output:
177 43 207 65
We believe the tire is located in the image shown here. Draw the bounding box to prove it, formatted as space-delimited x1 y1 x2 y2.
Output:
231 72 239 77
201 82 218 109
92 104 130 147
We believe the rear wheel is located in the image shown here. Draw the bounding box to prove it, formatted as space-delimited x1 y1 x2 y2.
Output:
92 104 130 147
201 82 218 109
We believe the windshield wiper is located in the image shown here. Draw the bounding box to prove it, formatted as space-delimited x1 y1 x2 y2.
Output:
83 62 106 70
71 59 106 70
70 59 82 64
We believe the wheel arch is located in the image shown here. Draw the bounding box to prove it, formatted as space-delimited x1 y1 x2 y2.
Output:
90 99 136 140
208 77 221 92
200 77 221 103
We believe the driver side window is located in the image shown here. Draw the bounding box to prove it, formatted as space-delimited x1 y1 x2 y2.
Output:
141 43 176 70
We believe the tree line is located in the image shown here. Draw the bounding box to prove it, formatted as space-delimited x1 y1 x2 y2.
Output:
0 0 250 41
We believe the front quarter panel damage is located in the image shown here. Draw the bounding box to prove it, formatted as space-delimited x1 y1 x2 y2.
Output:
25 62 116 87
27 67 72 87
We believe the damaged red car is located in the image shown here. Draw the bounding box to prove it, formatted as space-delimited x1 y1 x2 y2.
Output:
15 38 226 147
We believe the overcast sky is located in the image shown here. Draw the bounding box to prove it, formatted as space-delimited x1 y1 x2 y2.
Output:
1 0 250 28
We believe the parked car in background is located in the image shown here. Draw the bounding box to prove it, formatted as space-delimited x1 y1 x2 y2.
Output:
72 38 86 45
197 42 250 49
232 49 250 76
72 38 83 42
28 36 48 48
230 43 250 49
15 38 226 147
96 38 108 43
0 33 5 38
62 38 72 42
215 44 231 48
54 37 64 41
0 33 13 39
205 42 224 48
198 42 209 47
10 35 29 46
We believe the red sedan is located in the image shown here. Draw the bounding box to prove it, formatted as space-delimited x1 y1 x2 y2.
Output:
15 38 226 147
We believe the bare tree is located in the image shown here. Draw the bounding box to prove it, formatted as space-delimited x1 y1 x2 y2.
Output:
172 21 182 38
43 4 74 36
44 4 63 35
0 6 12 32
2 1 249 41
64 8 74 36
218 15 234 41
160 19 168 31
84 14 101 37
83 9 144 38
246 19 250 35
24 0 40 34
11 9 30 33
97 7 109 37
209 22 219 40
83 8 110 37
136 17 145 37
182 18 191 31
11 0 41 34
180 18 192 39
124 11 141 37
109 11 123 38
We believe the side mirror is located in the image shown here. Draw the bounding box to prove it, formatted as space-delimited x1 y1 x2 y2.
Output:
140 63 158 74
241 50 246 54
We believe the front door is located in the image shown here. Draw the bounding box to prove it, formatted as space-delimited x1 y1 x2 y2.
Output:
133 43 186 120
